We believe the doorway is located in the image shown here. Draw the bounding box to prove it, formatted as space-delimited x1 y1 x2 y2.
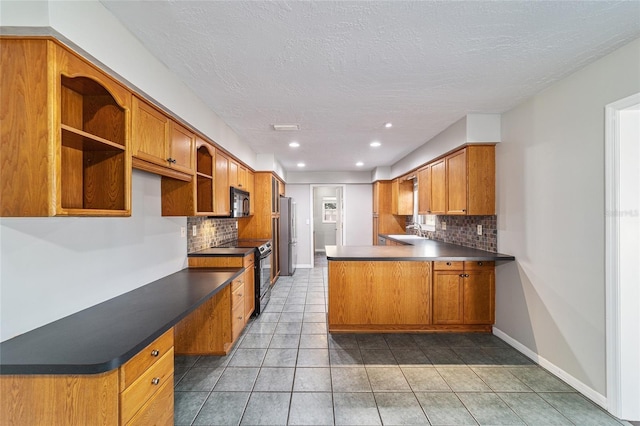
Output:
310 185 346 268
605 93 639 421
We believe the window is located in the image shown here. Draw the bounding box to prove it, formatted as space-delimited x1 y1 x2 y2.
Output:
322 197 337 223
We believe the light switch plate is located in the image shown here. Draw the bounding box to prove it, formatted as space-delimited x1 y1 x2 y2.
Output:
477 225 483 235
180 227 186 237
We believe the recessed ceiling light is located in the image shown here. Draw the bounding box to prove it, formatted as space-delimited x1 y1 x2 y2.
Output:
289 141 300 148
356 161 364 167
272 124 300 131
370 141 381 147
297 162 306 168
384 122 393 128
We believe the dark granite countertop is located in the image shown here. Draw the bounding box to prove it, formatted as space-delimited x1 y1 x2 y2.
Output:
326 238 515 262
0 268 242 375
188 247 255 257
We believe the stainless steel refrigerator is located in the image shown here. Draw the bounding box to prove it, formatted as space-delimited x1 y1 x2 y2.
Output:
279 196 297 276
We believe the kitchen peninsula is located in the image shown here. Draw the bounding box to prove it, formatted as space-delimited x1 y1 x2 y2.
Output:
327 237 514 333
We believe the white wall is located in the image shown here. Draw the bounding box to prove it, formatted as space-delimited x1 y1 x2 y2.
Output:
286 171 372 184
0 171 186 341
284 185 312 268
495 37 640 401
391 117 467 177
313 187 338 251
285 183 373 266
345 185 373 246
0 0 259 341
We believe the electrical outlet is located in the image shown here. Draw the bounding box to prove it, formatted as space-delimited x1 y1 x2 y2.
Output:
235 221 238 229
441 222 447 231
180 227 186 238
477 225 483 235
192 225 197 236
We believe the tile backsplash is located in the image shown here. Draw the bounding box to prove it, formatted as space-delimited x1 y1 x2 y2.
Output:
407 215 497 252
187 217 238 253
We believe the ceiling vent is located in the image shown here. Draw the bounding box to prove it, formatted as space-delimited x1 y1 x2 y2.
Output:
272 124 300 131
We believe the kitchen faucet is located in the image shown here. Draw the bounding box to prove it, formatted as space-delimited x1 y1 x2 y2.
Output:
406 222 425 237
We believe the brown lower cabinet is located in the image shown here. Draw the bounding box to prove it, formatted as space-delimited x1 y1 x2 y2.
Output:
328 260 495 333
432 261 495 325
0 329 174 426
175 254 255 355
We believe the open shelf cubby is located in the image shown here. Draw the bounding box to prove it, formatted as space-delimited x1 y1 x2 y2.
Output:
60 75 126 211
196 145 215 214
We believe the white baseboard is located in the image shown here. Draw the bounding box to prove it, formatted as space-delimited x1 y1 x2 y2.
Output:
493 327 608 410
294 264 313 269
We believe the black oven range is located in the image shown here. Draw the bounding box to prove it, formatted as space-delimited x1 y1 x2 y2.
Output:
215 239 272 316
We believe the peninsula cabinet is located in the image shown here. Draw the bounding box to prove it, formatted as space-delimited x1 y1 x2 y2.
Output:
1 37 132 217
131 96 195 181
432 261 495 325
328 260 431 331
215 151 231 216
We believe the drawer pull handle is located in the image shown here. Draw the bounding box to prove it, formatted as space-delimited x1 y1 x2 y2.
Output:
151 377 160 385
478 262 483 266
459 274 465 277
166 157 177 164
150 349 160 357
446 262 452 266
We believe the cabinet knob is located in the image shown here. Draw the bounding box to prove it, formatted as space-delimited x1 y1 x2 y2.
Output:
459 274 465 277
166 157 177 164
465 274 470 277
238 293 243 297
446 262 452 266
150 349 160 357
478 262 483 266
151 377 160 386
237 316 243 320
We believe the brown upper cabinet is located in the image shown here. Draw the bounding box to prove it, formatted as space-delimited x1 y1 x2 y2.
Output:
371 181 406 244
215 152 230 216
417 165 431 215
391 178 414 215
1 38 131 217
429 158 447 214
195 138 215 215
131 96 195 180
418 145 495 216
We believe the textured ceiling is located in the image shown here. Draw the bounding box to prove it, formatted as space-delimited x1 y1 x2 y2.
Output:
100 0 640 172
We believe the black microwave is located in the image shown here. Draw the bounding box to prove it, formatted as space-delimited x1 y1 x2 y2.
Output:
230 187 250 217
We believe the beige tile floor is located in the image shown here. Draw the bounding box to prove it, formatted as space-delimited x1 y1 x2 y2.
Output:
174 255 626 425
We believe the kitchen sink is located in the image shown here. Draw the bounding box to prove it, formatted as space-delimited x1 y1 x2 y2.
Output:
386 234 428 240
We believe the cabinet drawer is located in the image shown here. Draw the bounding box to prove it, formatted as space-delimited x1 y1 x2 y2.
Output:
120 348 174 425
231 277 244 292
232 283 245 309
120 329 173 391
126 377 174 426
433 261 464 271
243 255 255 269
463 261 495 271
232 302 244 341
